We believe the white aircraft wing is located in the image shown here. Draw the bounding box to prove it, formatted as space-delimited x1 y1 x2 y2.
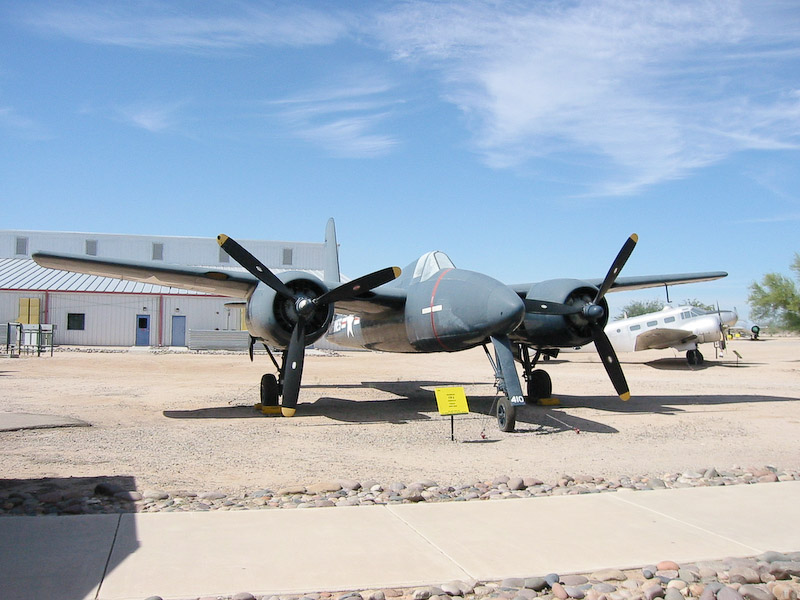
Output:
633 327 697 351
32 252 258 298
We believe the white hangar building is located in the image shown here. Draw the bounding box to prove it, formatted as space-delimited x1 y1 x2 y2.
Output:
0 229 327 348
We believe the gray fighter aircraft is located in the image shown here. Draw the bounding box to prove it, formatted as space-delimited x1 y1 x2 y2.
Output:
33 219 727 431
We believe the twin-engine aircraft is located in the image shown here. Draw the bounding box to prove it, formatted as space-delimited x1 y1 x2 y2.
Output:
604 304 738 365
33 219 727 431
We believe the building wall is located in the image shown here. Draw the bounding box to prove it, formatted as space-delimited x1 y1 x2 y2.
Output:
1 228 327 347
1 230 324 270
1 290 241 346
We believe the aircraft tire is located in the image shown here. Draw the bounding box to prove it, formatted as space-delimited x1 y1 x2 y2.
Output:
497 396 516 432
260 374 280 406
525 369 552 404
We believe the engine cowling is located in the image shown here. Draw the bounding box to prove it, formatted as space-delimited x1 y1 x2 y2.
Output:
245 272 334 348
515 278 609 347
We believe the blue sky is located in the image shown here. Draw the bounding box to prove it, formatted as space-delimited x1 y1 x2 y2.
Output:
2 1 800 323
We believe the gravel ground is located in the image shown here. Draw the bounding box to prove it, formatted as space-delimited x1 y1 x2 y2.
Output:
2 337 799 600
2 337 798 494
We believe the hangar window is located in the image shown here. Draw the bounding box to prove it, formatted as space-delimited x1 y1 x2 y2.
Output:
664 316 676 324
630 324 641 331
86 239 98 256
219 247 229 263
15 236 28 256
152 242 164 261
282 248 293 266
67 313 85 331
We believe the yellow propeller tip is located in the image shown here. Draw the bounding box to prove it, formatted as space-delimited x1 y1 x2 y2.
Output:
217 234 229 246
630 233 639 243
620 392 631 401
392 267 402 278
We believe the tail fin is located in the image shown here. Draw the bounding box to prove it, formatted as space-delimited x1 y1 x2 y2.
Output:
324 218 340 283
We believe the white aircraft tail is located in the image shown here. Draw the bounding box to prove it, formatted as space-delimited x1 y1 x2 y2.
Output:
324 218 341 283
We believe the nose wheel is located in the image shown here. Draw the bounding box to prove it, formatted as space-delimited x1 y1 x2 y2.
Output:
496 396 516 432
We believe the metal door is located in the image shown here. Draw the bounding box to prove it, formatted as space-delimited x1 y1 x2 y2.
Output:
135 314 150 346
171 315 186 346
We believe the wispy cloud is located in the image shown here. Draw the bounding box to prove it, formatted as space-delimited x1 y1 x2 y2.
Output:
16 1 800 191
368 0 800 195
21 2 348 50
268 81 401 158
115 101 187 133
0 106 48 140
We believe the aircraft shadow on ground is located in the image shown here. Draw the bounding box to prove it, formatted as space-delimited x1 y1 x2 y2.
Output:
164 380 619 435
643 358 758 371
555 393 798 415
0 475 140 600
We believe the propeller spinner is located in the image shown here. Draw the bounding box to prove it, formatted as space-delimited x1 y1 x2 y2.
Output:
524 234 638 401
218 234 400 416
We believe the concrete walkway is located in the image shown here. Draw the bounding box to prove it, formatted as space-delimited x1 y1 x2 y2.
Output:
1 481 798 600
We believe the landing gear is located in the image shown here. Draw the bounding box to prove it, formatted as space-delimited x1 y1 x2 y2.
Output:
260 374 279 405
520 345 557 405
526 369 552 404
687 349 704 366
484 336 526 432
256 346 289 415
496 396 516 432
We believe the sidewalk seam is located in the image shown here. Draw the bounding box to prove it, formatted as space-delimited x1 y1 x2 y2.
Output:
608 493 763 554
384 505 474 582
94 513 123 600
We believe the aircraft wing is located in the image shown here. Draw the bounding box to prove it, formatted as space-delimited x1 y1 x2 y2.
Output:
333 286 407 314
633 328 697 351
596 272 728 293
32 252 258 298
510 271 727 296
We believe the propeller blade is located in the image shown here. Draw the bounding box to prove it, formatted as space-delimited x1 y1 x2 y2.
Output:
591 324 630 401
523 299 583 315
594 233 638 303
280 318 306 417
319 267 401 305
248 335 255 362
217 234 296 300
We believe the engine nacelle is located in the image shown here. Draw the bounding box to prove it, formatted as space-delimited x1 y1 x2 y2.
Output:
515 278 609 348
245 272 334 348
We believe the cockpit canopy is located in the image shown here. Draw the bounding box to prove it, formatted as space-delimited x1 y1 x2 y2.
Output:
412 251 456 281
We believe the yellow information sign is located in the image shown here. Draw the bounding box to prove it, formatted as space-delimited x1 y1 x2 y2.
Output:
434 387 470 416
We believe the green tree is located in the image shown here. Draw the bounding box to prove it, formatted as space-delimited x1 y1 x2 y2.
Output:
748 253 800 332
615 299 664 319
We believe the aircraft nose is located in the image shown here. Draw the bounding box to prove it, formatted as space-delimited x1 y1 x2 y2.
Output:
722 310 738 327
487 284 526 335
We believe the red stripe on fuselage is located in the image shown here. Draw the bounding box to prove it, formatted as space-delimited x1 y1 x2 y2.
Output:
430 269 453 351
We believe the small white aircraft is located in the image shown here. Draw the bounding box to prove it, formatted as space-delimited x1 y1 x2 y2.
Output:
604 305 738 365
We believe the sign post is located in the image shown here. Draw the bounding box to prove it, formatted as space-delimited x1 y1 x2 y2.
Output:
434 387 470 441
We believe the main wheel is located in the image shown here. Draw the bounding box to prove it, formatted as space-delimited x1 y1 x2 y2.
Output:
496 396 516 432
687 349 699 365
260 373 280 406
525 369 552 404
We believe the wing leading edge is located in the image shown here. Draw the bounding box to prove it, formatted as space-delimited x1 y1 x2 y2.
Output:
32 252 258 298
510 271 728 297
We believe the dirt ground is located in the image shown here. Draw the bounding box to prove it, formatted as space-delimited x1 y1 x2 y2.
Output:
1 337 798 492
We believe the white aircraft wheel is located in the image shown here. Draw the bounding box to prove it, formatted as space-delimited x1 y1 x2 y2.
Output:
496 396 516 432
